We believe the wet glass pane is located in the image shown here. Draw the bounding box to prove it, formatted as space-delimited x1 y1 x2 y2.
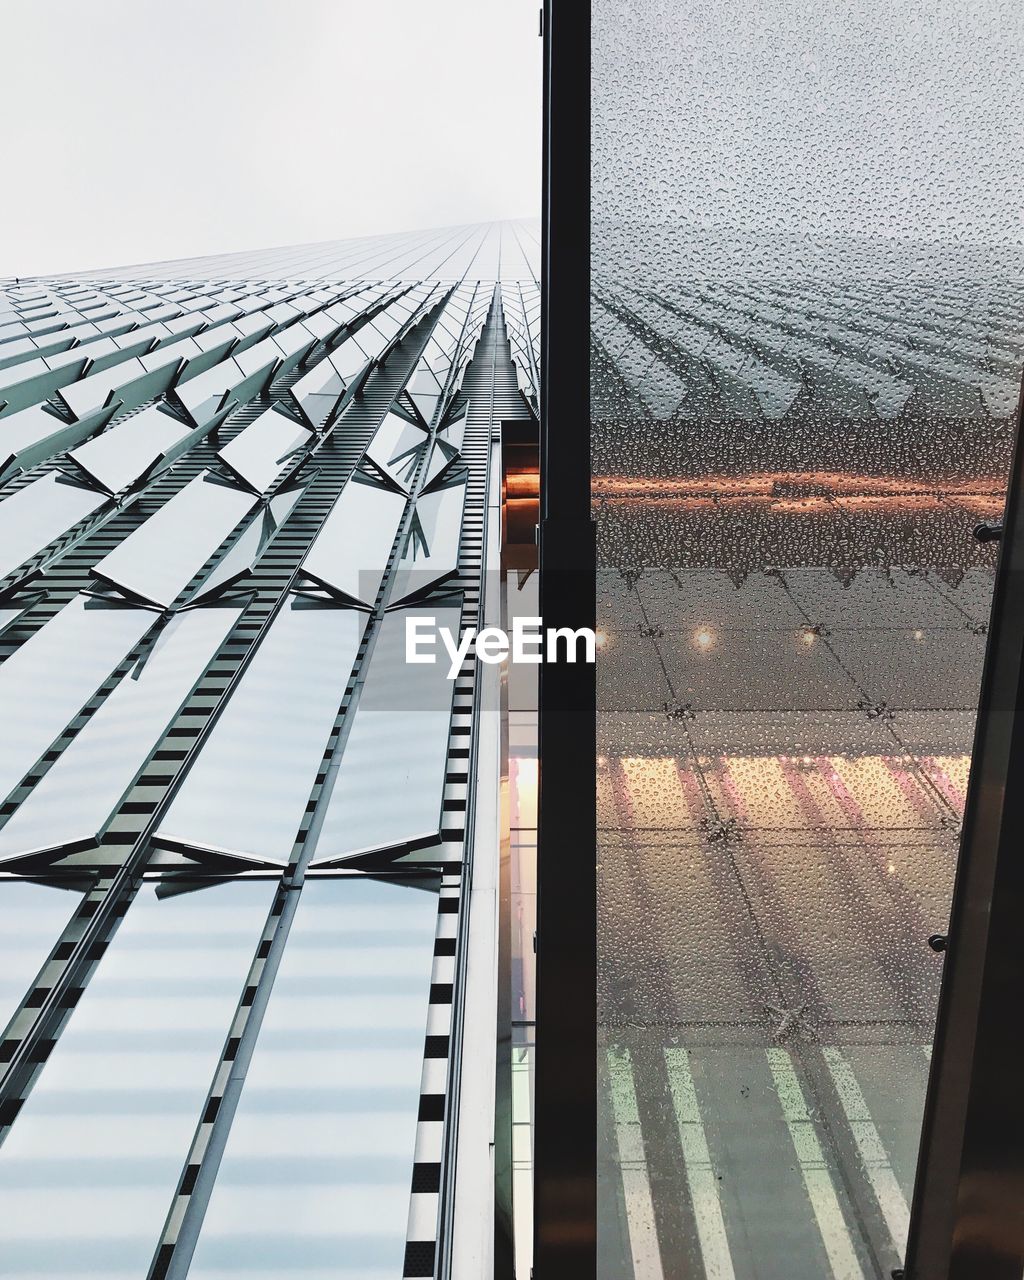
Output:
156 598 365 865
0 473 107 583
187 876 437 1280
0 882 84 1034
0 596 154 804
313 604 461 865
0 608 239 861
592 3 1024 1276
92 472 258 608
301 475 406 607
0 878 275 1279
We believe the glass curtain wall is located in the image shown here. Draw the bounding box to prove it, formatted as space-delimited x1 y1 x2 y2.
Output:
591 3 1024 1277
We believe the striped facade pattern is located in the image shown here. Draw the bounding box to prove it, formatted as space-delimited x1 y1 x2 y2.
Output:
0 222 540 1278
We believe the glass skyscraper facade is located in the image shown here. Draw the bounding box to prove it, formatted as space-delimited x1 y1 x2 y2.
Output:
0 221 539 1280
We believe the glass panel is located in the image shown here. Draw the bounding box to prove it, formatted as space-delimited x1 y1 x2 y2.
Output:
0 607 240 861
421 438 459 490
0 403 113 484
300 310 341 343
189 483 305 604
408 363 446 428
592 3 1024 1276
216 406 311 493
313 603 460 864
364 411 429 493
92 472 258 608
233 336 279 381
58 355 181 422
0 596 154 803
332 333 376 377
156 598 366 865
0 882 84 1034
0 351 88 417
438 402 467 453
68 405 191 494
173 357 247 428
0 878 275 1279
289 349 352 429
173 330 236 382
0 473 107 583
187 876 437 1280
389 477 466 605
301 475 406 607
270 323 316 376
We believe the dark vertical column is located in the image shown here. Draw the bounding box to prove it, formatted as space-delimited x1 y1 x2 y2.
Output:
905 388 1024 1279
534 1 596 1277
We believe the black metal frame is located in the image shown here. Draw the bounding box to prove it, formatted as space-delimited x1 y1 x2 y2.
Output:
534 2 596 1277
906 383 1024 1280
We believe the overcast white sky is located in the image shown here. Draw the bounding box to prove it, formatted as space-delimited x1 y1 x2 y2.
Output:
0 0 541 277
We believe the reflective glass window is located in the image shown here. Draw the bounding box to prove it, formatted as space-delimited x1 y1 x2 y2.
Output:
187 877 437 1280
173 358 246 428
0 473 107 583
0 879 274 1279
313 604 460 864
68 405 191 494
0 403 107 484
0 882 84 1034
364 411 429 493
389 477 466 605
270 323 316 376
0 596 154 803
289 351 351 429
0 608 240 861
92 472 258 607
157 598 366 865
216 406 311 493
189 484 305 604
332 333 375 377
302 476 406 607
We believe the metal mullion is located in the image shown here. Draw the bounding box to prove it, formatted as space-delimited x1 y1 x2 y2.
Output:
904 384 1024 1279
534 3 596 1274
